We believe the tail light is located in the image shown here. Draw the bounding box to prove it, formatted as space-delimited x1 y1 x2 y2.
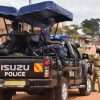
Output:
43 56 51 78
43 56 51 66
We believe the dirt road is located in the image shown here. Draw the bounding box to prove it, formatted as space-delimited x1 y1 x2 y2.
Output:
69 89 100 100
12 90 100 100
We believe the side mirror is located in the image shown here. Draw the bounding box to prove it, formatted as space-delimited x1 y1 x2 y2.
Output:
82 53 89 59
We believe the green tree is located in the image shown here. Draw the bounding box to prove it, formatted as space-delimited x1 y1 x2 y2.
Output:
81 18 100 35
63 25 80 40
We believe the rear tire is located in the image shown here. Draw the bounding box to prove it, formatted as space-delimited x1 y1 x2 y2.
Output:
49 77 68 100
0 91 13 100
79 75 92 96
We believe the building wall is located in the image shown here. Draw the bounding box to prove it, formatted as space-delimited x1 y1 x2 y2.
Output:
0 18 11 34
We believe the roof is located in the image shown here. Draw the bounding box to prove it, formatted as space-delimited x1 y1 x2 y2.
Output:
0 6 17 20
18 1 73 25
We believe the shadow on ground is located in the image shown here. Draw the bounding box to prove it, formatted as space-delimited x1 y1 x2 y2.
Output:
13 89 87 100
68 89 82 100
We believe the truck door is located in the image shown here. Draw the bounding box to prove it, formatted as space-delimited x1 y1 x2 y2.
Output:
68 43 82 85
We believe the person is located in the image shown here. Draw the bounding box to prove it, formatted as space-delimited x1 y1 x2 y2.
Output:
8 21 27 54
7 21 19 52
39 18 68 65
92 47 100 92
0 34 10 55
39 18 62 46
0 22 19 55
0 35 8 45
9 21 21 39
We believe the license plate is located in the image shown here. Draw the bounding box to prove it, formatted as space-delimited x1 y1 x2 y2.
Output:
4 80 26 87
69 71 74 77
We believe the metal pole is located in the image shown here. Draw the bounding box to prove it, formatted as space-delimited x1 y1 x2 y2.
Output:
29 0 32 5
3 18 8 34
28 0 32 32
55 23 59 35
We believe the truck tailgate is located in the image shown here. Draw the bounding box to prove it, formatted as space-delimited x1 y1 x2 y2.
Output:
0 57 45 79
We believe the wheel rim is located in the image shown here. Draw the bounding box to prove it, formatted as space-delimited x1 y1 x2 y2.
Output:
87 78 91 93
62 83 68 100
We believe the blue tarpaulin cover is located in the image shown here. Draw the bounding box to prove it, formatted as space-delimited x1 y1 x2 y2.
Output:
0 6 17 20
18 1 73 25
0 1 73 23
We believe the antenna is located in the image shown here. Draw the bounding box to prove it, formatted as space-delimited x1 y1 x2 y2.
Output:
29 0 32 5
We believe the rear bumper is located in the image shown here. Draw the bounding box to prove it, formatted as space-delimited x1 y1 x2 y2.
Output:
0 79 57 90
27 79 57 88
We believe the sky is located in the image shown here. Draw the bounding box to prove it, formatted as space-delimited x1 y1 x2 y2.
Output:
0 0 100 25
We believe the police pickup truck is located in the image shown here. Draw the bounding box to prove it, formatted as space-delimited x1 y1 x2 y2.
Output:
0 1 92 100
0 1 73 100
